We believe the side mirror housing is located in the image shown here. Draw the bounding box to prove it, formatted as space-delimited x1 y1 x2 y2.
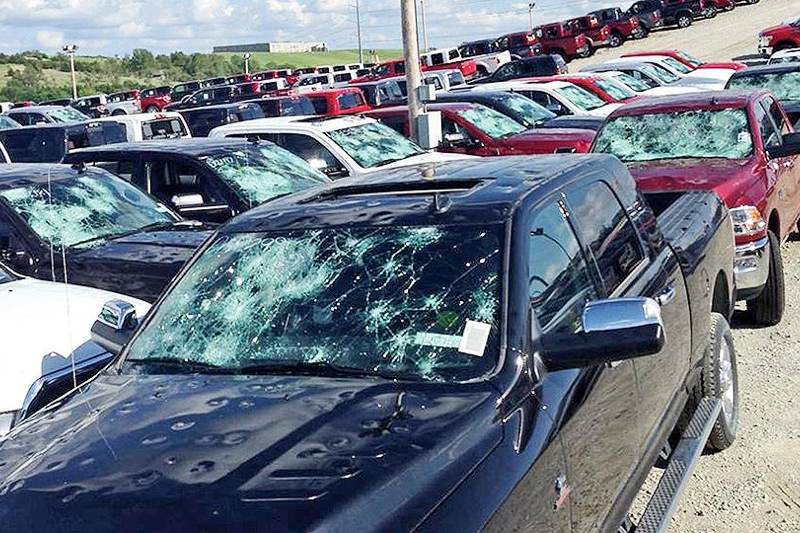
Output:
767 132 800 159
90 299 140 356
541 298 665 371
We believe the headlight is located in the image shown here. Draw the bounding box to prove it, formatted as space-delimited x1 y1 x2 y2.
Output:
730 206 767 240
0 411 18 437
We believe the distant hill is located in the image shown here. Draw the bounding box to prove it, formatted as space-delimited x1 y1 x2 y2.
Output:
213 49 403 68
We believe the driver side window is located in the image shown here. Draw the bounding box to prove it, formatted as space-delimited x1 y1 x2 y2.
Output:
250 133 348 178
756 100 782 149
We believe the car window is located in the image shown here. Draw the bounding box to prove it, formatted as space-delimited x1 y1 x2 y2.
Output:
375 114 408 135
525 91 568 115
766 97 790 135
555 85 606 111
456 105 526 139
566 181 645 293
143 118 188 140
0 263 13 284
255 132 347 177
90 160 136 182
728 71 800 103
755 99 782 149
326 121 425 168
338 92 365 110
621 69 659 89
528 200 598 335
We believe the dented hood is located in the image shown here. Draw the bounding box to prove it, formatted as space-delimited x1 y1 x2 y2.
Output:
0 373 500 531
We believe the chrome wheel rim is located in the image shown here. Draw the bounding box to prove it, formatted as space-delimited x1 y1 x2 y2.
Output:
719 340 736 427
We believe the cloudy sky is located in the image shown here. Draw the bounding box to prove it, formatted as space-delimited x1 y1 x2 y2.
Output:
0 0 607 56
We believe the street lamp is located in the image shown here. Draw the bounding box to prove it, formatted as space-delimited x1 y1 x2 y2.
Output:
62 44 78 100
529 2 536 33
243 52 252 75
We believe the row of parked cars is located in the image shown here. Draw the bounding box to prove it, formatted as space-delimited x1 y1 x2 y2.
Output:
2 7 799 533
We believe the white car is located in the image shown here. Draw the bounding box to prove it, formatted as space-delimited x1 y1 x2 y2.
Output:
592 70 705 97
471 80 622 117
0 263 149 435
601 56 735 90
94 112 191 142
769 48 800 64
209 115 472 179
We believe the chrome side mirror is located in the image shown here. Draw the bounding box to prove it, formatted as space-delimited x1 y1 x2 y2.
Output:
582 297 663 332
91 299 139 355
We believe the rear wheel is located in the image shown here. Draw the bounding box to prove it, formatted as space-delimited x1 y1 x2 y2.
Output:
578 46 593 59
608 32 623 48
745 230 785 326
705 6 718 18
676 13 693 28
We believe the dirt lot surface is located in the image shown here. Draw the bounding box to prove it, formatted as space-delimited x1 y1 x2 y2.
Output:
574 1 800 530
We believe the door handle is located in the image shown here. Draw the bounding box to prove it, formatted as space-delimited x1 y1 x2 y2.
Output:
656 283 676 306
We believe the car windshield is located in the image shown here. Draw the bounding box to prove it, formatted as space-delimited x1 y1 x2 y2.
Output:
594 108 754 162
202 144 328 206
642 63 680 84
611 72 653 92
46 107 89 124
0 116 20 129
593 78 636 100
555 85 606 111
676 51 703 68
0 168 175 248
662 57 692 74
326 122 425 168
457 105 526 139
125 225 504 382
728 72 800 102
498 92 556 127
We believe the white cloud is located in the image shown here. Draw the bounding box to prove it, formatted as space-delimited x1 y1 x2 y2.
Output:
35 29 64 49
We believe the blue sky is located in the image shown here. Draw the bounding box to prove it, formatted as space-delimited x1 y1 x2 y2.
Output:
0 0 606 56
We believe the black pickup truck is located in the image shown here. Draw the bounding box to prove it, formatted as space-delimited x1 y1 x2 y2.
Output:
0 156 737 532
629 0 704 29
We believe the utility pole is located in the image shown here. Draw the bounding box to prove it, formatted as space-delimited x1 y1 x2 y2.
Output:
62 44 79 100
401 0 423 143
419 0 429 52
243 52 252 75
529 2 536 33
356 0 364 64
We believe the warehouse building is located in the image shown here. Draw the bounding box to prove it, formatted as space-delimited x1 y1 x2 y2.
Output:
212 41 328 53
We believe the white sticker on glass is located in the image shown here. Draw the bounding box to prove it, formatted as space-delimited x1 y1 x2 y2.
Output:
459 320 492 357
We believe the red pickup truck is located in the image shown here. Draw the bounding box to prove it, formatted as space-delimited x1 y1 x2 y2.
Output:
588 7 645 46
352 55 478 84
139 86 172 113
759 17 800 56
535 23 591 61
365 102 595 155
305 88 371 116
592 90 800 325
565 15 612 51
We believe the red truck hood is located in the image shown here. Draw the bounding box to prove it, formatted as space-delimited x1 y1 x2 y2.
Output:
761 23 790 36
700 62 747 71
627 157 758 206
504 128 595 154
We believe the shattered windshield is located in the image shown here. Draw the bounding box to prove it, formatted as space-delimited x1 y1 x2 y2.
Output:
676 51 703 68
498 93 555 127
458 105 526 139
593 108 754 162
0 169 175 248
612 71 656 91
728 72 800 102
203 145 328 206
555 85 606 111
126 226 503 382
326 122 425 168
662 57 692 74
593 78 636 100
47 107 89 124
642 64 680 84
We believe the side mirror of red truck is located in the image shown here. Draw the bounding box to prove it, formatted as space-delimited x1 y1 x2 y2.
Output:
768 132 800 159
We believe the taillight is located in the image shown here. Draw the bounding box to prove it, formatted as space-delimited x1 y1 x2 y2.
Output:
730 206 767 243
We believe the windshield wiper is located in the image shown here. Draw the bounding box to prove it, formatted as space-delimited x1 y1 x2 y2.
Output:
237 360 417 381
375 155 417 167
70 221 174 248
125 357 235 374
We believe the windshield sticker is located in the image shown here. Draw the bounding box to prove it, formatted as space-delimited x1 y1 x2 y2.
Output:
459 320 492 357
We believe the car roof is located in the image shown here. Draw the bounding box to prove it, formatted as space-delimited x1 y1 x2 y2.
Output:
7 105 73 113
609 90 766 117
730 63 800 77
222 155 623 233
0 163 106 189
68 137 257 157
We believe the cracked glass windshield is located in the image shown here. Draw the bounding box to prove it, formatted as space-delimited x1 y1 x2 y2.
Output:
555 85 606 111
203 145 329 206
498 93 555 127
593 108 754 162
457 106 526 139
728 72 800 102
0 169 174 248
126 225 503 382
326 122 425 168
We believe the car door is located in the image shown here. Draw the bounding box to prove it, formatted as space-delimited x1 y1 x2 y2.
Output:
523 90 571 116
564 180 691 498
755 97 793 239
762 95 800 235
526 193 639 532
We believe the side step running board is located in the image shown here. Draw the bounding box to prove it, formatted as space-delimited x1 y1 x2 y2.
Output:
635 397 722 533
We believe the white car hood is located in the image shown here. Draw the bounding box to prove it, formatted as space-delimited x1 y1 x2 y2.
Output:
0 278 150 412
643 86 706 97
381 151 476 171
676 69 734 91
588 103 622 117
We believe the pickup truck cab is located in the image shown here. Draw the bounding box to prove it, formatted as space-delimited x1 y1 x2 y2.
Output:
304 88 371 116
726 63 800 127
170 81 202 103
493 31 544 58
64 138 329 223
366 102 596 155
6 105 88 126
535 23 591 61
106 90 142 116
209 115 469 179
0 164 212 302
166 85 240 111
242 94 317 118
590 69 705 97
93 112 191 142
349 80 406 108
420 47 479 80
659 0 708 28
581 60 684 89
472 55 568 85
0 262 150 435
179 102 265 137
436 90 560 129
139 86 172 113
759 17 800 56
593 90 800 325
565 15 612 50
71 95 109 119
0 155 739 532
295 72 357 91
0 122 126 163
457 40 513 77
472 80 622 117
627 0 664 35
588 7 645 44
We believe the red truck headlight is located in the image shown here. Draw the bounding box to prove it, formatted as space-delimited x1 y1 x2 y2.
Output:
730 206 767 241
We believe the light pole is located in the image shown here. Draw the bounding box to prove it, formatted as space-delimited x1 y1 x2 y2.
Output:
419 0 429 52
243 52 252 75
355 0 364 64
62 44 78 100
528 2 536 33
401 0 423 143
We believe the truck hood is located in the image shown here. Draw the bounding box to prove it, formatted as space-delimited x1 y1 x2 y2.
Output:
0 280 149 412
68 224 213 302
382 151 476 171
760 23 790 37
627 157 757 205
0 373 501 531
506 127 596 154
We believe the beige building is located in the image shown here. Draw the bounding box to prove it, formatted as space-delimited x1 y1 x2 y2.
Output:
213 42 328 53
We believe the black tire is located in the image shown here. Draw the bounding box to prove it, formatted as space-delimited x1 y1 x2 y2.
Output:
744 230 785 326
579 46 593 59
677 13 693 28
476 66 489 78
639 26 650 38
608 32 623 48
680 313 739 453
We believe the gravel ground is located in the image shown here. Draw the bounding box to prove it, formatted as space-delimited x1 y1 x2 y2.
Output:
571 1 800 530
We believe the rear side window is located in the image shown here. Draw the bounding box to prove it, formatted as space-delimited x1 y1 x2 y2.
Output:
310 97 329 114
143 118 187 140
90 159 136 181
0 129 64 162
566 181 645 294
338 92 365 111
